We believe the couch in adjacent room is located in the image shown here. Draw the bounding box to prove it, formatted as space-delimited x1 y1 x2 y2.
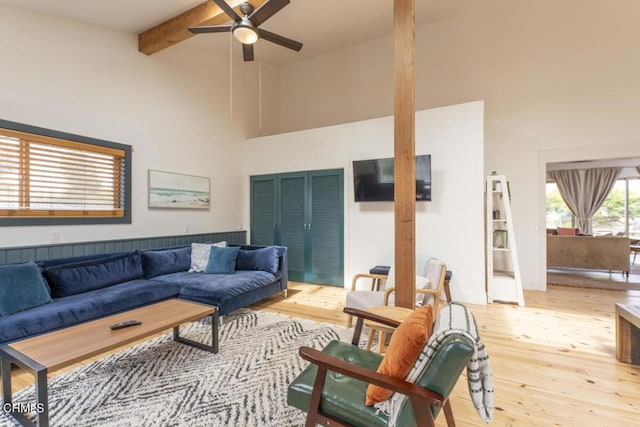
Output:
547 234 630 275
0 243 288 344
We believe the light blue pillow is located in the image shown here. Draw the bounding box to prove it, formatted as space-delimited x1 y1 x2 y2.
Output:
0 261 52 316
205 246 240 274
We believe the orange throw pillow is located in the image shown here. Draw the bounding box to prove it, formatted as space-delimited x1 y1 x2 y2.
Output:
365 305 434 406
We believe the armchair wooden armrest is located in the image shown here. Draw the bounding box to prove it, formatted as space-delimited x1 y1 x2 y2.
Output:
344 307 402 328
383 287 443 311
383 286 396 305
383 286 440 303
343 306 401 345
299 345 444 427
350 273 389 291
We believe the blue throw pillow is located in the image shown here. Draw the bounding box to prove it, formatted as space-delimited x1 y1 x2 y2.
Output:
0 262 52 316
205 246 240 274
141 246 191 278
236 246 279 274
43 253 143 298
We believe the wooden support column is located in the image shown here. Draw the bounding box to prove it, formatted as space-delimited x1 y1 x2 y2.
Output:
393 0 416 309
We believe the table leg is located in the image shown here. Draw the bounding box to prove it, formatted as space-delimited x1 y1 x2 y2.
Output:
616 311 631 363
173 312 219 353
616 307 640 365
35 368 49 427
1 353 12 405
1 345 49 427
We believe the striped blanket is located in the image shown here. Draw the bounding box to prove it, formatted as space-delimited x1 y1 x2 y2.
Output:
375 302 494 425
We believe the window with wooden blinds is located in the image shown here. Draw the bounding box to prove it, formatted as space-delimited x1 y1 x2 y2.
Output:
0 120 131 225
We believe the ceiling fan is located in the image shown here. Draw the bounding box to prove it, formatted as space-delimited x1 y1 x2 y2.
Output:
188 0 303 62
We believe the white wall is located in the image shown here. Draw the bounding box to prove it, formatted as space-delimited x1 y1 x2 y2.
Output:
266 0 640 291
0 5 273 247
5 1 638 295
245 101 486 304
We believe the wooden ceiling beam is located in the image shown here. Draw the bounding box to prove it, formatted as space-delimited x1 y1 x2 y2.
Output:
138 0 268 56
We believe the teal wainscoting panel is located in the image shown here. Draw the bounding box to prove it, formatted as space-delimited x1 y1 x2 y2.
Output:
0 231 246 265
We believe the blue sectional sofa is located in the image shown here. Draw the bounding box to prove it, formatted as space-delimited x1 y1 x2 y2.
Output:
0 244 288 344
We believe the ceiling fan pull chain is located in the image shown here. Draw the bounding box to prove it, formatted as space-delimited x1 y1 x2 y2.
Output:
229 28 233 131
259 46 263 136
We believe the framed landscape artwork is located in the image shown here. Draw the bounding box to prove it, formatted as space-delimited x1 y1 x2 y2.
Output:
148 170 210 209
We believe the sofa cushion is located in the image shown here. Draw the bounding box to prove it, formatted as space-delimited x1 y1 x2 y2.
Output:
43 252 143 298
236 246 279 274
189 242 227 272
155 270 280 314
141 246 191 279
0 262 52 316
366 305 434 405
205 246 240 274
0 279 179 343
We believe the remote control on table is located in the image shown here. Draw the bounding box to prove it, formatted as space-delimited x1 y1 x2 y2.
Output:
110 320 142 330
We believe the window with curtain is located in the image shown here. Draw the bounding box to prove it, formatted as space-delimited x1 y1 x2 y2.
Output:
0 121 131 225
546 177 640 238
545 182 573 228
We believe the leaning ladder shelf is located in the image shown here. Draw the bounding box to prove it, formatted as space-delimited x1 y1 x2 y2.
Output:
486 174 525 306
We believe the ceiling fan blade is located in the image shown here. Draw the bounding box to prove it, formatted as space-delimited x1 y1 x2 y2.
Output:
188 24 232 34
257 28 303 51
242 44 255 62
211 0 241 22
249 0 290 26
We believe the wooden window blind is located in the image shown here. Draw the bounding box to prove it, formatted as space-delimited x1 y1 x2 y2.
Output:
0 128 126 219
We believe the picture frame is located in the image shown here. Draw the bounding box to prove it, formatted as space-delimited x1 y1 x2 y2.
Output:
148 170 210 209
493 229 508 249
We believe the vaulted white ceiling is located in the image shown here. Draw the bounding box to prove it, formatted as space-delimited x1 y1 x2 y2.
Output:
0 0 505 64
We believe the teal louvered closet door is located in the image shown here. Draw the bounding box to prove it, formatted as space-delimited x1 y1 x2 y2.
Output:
278 173 307 282
250 175 277 245
250 169 344 286
307 170 344 284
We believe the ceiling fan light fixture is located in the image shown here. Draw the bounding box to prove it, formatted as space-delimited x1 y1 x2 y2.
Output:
233 19 259 44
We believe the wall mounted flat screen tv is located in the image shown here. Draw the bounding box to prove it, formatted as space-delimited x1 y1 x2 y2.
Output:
353 154 431 202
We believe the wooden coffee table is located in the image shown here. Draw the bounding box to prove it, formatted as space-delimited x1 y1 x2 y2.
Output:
0 299 217 427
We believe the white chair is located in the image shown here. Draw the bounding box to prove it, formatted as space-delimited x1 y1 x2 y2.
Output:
345 255 447 327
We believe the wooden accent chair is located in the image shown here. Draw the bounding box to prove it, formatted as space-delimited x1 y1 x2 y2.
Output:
345 257 447 328
288 306 475 427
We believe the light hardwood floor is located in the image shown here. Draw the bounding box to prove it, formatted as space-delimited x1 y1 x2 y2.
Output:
6 282 640 426
253 282 640 426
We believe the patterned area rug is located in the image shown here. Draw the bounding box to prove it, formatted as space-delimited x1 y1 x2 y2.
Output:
0 309 352 427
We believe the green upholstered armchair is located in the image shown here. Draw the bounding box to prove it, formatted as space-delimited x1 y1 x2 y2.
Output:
287 306 477 427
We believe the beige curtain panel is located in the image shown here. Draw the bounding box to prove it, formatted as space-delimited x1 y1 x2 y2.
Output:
547 167 622 235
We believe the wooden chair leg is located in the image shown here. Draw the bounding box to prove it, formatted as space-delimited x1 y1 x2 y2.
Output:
378 331 389 353
365 329 376 351
444 280 452 303
347 314 353 328
306 365 328 427
443 398 456 427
